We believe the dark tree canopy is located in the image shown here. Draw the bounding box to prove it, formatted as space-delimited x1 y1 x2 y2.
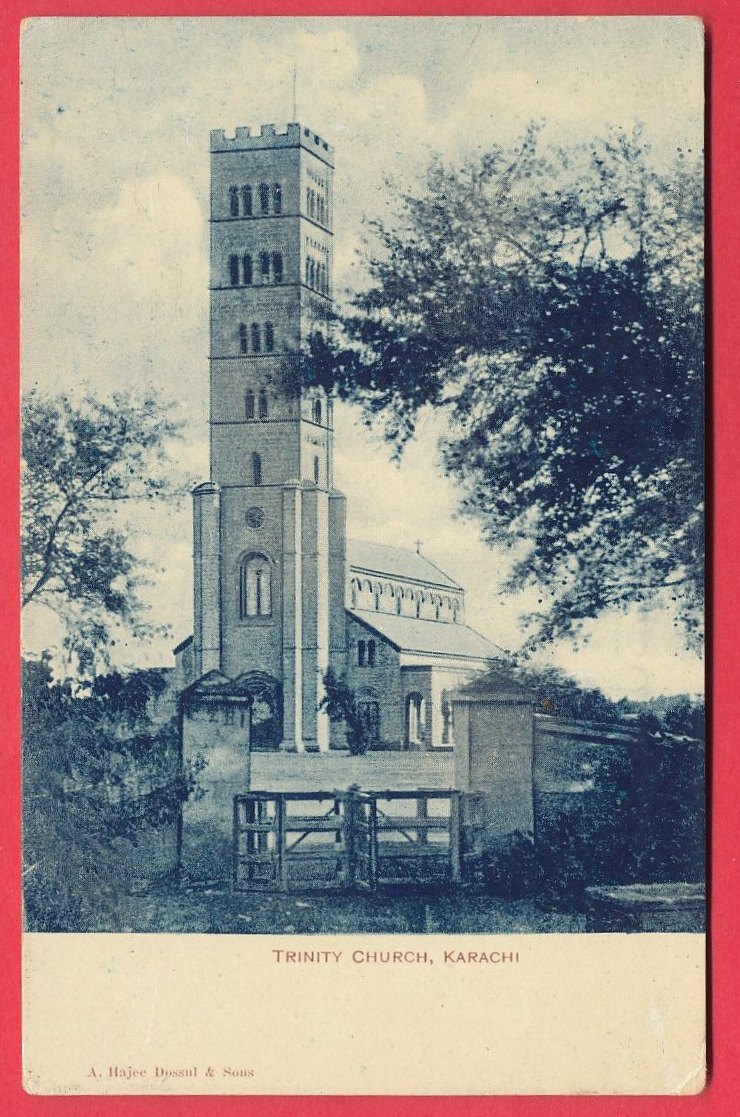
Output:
22 390 183 671
306 126 703 650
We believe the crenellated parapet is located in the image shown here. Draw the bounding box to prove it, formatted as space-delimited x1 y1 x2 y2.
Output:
210 122 334 165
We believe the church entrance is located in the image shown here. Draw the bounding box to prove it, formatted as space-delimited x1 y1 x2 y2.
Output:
232 671 282 750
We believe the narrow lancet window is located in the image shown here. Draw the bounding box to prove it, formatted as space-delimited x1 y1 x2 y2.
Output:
367 640 376 667
313 455 320 484
313 399 322 425
259 182 269 214
243 254 253 285
239 553 272 618
358 640 366 667
272 183 282 214
229 254 239 286
264 322 274 352
258 389 268 420
260 252 270 282
251 323 261 353
242 185 253 216
229 186 239 216
239 323 248 355
252 452 262 486
272 252 283 284
245 390 255 419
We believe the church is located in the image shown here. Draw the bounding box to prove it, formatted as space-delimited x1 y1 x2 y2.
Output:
174 122 502 753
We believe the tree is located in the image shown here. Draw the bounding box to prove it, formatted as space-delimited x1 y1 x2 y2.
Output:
22 657 198 931
319 667 371 755
306 126 703 650
22 390 183 672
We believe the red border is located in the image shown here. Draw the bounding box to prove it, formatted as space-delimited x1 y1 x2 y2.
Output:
2 3 737 1113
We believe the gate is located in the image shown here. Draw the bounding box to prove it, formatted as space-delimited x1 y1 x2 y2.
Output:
233 788 461 892
233 791 348 891
351 790 461 890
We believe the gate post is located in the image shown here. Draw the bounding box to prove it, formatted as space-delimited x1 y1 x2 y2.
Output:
449 673 535 858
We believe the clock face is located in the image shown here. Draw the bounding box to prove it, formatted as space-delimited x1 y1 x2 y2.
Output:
245 506 265 529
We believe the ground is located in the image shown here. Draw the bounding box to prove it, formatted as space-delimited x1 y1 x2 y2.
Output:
89 887 586 935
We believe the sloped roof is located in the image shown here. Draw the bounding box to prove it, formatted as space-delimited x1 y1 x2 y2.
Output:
348 608 503 660
347 539 462 590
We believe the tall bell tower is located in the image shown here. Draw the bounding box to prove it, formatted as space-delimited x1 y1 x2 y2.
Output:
192 123 347 752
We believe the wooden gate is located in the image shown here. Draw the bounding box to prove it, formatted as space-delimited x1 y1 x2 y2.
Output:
233 791 348 891
233 789 461 892
351 790 461 890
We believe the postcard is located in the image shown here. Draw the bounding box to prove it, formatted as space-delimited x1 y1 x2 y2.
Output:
20 15 705 1096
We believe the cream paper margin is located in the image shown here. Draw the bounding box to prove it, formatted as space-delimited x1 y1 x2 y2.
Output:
23 931 706 1096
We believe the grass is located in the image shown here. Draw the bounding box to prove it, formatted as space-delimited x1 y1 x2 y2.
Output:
88 885 587 935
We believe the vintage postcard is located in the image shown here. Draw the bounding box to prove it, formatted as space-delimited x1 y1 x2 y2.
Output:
20 16 705 1096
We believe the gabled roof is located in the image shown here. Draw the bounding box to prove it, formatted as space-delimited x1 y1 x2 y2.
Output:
348 608 503 661
347 539 462 591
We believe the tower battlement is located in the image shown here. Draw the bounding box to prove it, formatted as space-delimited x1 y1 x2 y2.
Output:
210 122 334 165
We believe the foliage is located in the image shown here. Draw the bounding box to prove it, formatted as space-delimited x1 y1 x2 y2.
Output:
319 667 371 755
306 125 704 650
22 656 197 931
22 390 183 673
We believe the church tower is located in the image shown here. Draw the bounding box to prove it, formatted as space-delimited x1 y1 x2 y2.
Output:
192 123 347 752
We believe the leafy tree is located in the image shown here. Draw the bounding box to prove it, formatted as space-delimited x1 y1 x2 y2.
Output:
319 667 371 755
306 126 703 650
22 390 183 672
22 657 198 931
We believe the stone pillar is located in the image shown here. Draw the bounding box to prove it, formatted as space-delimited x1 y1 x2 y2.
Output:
192 481 221 677
179 685 251 886
281 482 303 751
450 676 535 852
300 487 330 751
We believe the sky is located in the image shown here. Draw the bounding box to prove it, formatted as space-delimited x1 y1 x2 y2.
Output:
20 16 705 699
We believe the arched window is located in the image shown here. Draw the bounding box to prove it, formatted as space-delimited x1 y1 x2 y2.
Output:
351 580 358 608
242 185 253 216
252 452 262 486
229 186 239 216
258 389 268 420
313 455 320 484
243 254 253 285
367 640 376 668
239 553 271 618
259 251 270 282
272 183 282 214
313 399 322 425
406 693 426 748
442 700 455 746
264 322 274 352
259 182 270 214
374 586 381 610
245 389 255 419
308 259 316 288
305 258 311 285
229 254 239 286
251 323 261 353
272 252 283 284
239 323 248 355
358 640 366 667
416 597 421 618
307 188 314 218
396 592 402 615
